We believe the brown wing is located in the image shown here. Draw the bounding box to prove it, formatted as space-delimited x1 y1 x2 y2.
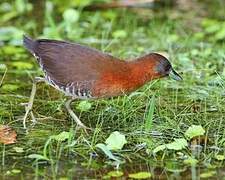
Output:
24 36 121 86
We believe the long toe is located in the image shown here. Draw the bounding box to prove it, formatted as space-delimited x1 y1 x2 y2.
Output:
81 124 92 130
76 124 93 134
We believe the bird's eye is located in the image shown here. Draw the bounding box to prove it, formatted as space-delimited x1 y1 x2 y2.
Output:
166 64 172 72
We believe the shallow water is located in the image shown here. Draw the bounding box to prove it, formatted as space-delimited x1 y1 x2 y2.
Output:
1 0 225 179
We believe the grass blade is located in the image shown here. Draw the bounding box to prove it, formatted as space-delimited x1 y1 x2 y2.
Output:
145 94 155 131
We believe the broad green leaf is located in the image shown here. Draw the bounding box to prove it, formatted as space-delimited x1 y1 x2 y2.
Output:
51 131 70 142
1 45 24 55
145 95 155 131
28 154 49 161
166 138 188 150
2 84 19 91
153 144 166 154
11 62 33 70
11 169 21 174
112 30 127 39
0 27 23 45
77 101 92 111
107 171 123 177
215 154 225 161
200 171 216 178
63 9 79 23
15 0 26 13
185 125 205 139
105 131 127 150
184 157 198 165
129 172 151 179
165 161 186 173
215 27 225 40
73 0 92 6
59 178 69 180
0 64 7 70
137 47 144 52
13 147 24 153
2 11 18 23
96 143 120 162
153 138 187 154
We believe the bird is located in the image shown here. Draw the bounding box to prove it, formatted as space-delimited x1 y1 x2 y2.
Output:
22 35 182 130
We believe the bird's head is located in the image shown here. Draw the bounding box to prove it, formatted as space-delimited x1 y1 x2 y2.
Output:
151 53 182 81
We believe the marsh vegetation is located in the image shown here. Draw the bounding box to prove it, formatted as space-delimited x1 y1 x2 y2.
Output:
0 0 225 179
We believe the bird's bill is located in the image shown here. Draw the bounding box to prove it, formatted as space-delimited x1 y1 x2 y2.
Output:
169 69 183 81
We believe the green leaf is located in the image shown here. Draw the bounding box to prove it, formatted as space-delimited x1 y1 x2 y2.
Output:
153 144 166 154
215 27 225 40
11 61 33 70
59 178 69 180
112 30 127 39
165 161 186 173
105 131 127 150
215 154 225 161
166 138 188 150
51 131 70 142
28 154 49 161
63 9 79 23
13 147 24 153
185 125 205 139
0 64 7 70
0 27 24 45
96 143 120 162
107 171 123 177
200 171 216 178
2 84 19 91
153 138 188 154
128 172 151 179
184 157 198 165
72 0 92 6
145 95 155 131
11 169 21 174
77 101 92 111
15 0 26 13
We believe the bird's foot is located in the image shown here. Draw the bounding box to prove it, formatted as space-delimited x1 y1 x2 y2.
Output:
21 77 45 130
21 102 37 129
65 98 93 134
76 123 93 135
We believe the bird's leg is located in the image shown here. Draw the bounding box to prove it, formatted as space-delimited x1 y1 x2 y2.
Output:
22 77 45 129
65 99 91 130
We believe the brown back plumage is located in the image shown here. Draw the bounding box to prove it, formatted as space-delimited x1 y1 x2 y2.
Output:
24 36 126 84
23 35 130 98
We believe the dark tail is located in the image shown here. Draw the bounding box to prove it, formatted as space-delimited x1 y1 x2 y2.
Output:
23 35 36 54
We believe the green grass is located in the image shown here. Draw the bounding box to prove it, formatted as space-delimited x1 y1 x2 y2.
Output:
0 0 225 179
